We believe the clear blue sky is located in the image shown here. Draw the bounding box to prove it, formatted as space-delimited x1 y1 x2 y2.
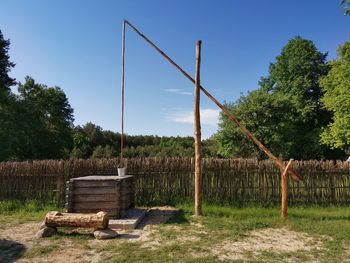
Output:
1 0 349 138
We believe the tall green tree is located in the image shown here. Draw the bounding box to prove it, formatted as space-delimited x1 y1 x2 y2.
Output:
0 30 16 92
216 89 295 158
263 36 331 158
217 36 334 159
72 123 116 158
320 40 350 152
0 29 17 160
17 77 74 159
91 145 115 158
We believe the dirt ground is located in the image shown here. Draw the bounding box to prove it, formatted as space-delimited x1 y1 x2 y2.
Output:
0 206 330 262
210 228 326 261
0 206 178 263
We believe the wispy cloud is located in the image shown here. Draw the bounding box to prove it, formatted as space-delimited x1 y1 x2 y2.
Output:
166 108 220 126
163 88 192 96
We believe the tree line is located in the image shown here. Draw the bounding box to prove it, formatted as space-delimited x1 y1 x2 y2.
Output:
0 24 349 161
71 122 218 159
216 36 349 160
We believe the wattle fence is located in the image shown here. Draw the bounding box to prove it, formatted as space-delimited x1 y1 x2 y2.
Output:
0 158 350 206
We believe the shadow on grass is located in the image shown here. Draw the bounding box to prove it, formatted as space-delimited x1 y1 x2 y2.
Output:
0 239 26 263
137 207 188 230
54 228 94 239
166 209 188 224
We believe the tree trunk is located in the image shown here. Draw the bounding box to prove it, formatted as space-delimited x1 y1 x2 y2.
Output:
45 211 109 229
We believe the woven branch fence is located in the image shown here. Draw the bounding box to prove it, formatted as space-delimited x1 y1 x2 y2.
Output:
0 158 350 206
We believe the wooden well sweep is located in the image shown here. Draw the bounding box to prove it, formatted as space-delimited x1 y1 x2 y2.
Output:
120 20 302 218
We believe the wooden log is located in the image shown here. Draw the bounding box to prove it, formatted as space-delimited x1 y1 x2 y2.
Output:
281 159 293 220
72 187 117 195
194 40 202 216
70 208 118 216
72 201 119 210
73 194 117 202
45 211 109 229
73 180 117 188
121 20 126 159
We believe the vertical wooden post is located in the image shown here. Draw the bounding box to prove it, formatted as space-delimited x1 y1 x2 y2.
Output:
56 175 62 206
281 159 293 220
194 40 202 216
120 20 126 160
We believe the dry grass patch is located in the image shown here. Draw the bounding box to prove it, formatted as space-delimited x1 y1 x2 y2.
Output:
211 227 327 261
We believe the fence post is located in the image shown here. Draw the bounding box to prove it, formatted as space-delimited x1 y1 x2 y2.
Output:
329 173 335 204
56 174 62 206
281 159 293 220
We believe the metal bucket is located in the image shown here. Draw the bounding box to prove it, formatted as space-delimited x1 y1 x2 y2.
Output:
117 167 127 177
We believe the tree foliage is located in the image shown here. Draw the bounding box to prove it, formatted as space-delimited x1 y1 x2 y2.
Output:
216 36 342 159
0 30 16 92
216 90 295 158
341 0 350 15
0 29 18 160
320 40 350 152
1 27 348 161
16 77 74 159
70 122 218 159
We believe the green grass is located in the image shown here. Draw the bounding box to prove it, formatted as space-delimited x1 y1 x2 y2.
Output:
95 203 350 262
25 243 60 258
0 200 60 225
1 201 350 262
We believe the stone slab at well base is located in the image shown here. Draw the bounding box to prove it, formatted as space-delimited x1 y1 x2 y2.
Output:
109 208 148 230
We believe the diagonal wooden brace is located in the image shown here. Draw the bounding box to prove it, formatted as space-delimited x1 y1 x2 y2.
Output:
122 19 302 182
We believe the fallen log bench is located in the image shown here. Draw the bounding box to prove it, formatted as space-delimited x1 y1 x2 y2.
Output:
37 211 118 239
45 211 109 229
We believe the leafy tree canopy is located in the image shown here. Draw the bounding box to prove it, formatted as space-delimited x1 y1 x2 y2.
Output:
0 30 16 92
0 30 18 160
216 36 342 160
15 77 74 159
216 89 295 158
320 40 350 152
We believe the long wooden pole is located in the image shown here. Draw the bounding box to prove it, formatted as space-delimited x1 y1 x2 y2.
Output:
194 40 202 216
120 20 126 160
281 159 293 220
123 19 301 182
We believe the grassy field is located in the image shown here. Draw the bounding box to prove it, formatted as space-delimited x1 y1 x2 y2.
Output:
1 200 350 262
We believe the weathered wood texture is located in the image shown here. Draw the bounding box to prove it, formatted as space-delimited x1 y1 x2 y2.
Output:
194 40 202 216
281 159 293 220
120 21 126 159
1 158 350 206
65 175 135 218
45 211 109 229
